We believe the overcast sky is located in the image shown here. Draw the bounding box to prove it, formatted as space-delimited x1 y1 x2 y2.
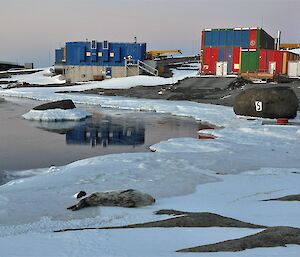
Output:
1 0 299 67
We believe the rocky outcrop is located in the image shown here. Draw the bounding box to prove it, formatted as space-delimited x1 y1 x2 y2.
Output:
178 226 300 252
56 209 265 232
234 86 298 119
33 99 76 110
263 194 300 201
67 189 155 211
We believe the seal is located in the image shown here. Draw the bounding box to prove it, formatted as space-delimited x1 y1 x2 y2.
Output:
67 189 155 211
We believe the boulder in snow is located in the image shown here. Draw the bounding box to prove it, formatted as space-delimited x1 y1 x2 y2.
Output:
233 86 298 119
33 99 76 110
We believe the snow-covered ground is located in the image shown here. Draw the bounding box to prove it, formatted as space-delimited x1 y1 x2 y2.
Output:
0 67 65 85
0 70 300 256
0 67 197 89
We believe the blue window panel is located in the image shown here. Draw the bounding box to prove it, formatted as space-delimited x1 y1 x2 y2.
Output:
219 30 226 46
218 47 225 61
226 30 234 46
241 29 250 49
103 50 109 62
114 46 121 62
204 31 211 47
226 47 233 73
211 30 219 47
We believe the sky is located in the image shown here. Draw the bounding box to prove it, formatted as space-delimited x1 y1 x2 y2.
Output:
1 0 300 67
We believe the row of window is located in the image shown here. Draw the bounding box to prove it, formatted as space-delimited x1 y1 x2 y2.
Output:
91 40 109 50
85 52 115 57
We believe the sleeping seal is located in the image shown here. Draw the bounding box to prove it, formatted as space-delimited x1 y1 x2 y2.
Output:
67 189 155 211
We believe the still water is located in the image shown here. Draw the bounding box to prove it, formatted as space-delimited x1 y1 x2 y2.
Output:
0 98 200 176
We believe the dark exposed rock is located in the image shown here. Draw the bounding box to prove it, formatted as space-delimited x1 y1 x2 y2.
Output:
33 99 76 110
115 209 265 229
178 226 300 252
263 194 300 202
67 189 155 211
234 86 298 119
55 209 265 232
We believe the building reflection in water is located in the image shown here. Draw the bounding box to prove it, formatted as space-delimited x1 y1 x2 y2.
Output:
66 116 145 148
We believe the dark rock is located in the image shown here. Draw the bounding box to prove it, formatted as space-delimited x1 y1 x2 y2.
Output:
55 209 266 233
33 99 76 110
263 194 300 202
178 226 300 252
67 189 155 211
113 209 265 229
233 86 298 119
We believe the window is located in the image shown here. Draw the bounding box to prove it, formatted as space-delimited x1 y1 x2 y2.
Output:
86 52 91 57
110 52 115 58
98 52 103 57
103 40 109 49
91 40 97 49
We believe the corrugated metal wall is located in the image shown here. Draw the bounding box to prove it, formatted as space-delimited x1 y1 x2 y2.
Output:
64 41 146 66
201 27 280 75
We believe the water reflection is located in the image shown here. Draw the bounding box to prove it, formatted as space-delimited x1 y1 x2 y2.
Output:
34 113 145 148
66 120 145 147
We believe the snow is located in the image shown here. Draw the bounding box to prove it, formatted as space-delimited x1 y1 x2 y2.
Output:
22 108 91 121
0 71 300 256
0 67 65 85
0 67 197 89
290 48 300 55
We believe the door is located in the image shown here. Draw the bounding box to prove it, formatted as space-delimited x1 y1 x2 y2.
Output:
288 62 297 77
269 61 276 74
216 62 228 76
216 62 223 76
106 67 112 78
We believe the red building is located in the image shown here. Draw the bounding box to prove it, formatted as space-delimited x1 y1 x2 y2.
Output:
201 27 300 78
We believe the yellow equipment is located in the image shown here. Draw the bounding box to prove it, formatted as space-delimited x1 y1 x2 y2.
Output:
146 50 182 59
280 43 300 49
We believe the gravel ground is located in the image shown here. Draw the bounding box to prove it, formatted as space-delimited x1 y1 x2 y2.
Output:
82 76 300 110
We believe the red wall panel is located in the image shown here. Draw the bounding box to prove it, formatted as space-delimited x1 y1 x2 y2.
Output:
232 47 241 73
249 29 257 50
259 49 267 72
202 48 218 74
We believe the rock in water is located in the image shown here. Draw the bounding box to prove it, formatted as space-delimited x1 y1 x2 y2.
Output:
33 99 76 110
67 189 155 211
233 86 298 119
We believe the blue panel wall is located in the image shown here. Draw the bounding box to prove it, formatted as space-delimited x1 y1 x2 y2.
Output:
226 30 234 46
55 48 63 64
204 31 211 47
219 30 226 46
218 47 225 61
226 47 233 73
211 30 219 47
234 30 241 47
65 41 146 66
241 29 250 49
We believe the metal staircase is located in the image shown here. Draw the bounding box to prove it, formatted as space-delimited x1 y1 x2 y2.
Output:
137 60 158 76
125 59 158 76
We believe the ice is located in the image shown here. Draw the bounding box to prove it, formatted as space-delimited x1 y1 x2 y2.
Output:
22 108 91 121
0 70 300 256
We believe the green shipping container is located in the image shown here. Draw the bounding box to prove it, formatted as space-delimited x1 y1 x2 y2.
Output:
241 51 259 72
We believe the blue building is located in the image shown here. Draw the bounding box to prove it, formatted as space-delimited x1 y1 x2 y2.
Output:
54 40 157 82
